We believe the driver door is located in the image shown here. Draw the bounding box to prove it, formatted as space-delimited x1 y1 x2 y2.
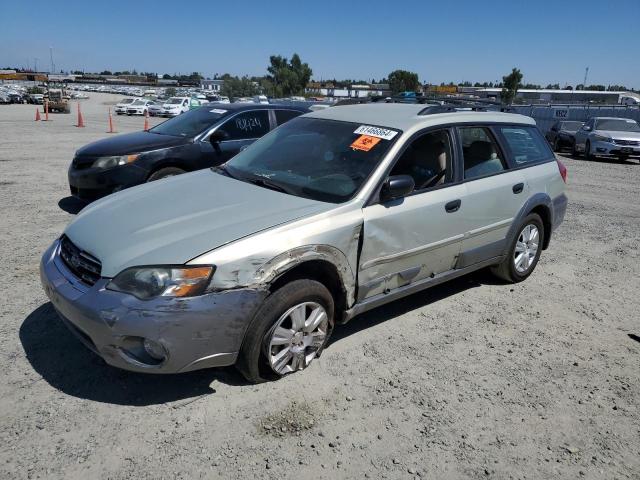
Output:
358 129 466 300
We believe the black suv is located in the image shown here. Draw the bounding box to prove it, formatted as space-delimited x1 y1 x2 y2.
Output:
69 104 309 201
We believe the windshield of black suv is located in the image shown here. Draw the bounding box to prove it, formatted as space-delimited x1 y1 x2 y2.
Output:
149 107 228 137
562 121 583 131
223 117 401 203
596 119 640 132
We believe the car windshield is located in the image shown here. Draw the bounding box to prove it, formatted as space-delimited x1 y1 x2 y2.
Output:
131 99 146 106
223 117 401 203
596 119 640 132
562 121 583 130
167 98 182 104
149 107 228 137
120 98 134 104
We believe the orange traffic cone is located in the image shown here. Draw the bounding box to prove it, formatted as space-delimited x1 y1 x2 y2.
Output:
107 107 115 133
76 103 85 128
35 108 41 121
143 110 149 131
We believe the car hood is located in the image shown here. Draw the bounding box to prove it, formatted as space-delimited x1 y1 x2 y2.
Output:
75 131 189 157
595 130 640 141
64 170 335 277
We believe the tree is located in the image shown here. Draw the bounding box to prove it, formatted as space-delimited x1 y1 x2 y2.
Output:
221 75 259 98
500 68 523 105
266 53 312 97
387 70 419 94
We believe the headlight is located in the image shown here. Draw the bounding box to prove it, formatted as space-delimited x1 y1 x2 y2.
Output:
107 265 214 300
593 134 613 143
92 154 139 170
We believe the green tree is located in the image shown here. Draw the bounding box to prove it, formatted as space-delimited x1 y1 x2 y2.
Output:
221 75 259 98
387 70 420 94
266 53 312 97
500 68 523 105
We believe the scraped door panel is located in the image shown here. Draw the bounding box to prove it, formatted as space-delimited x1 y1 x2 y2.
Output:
359 184 466 301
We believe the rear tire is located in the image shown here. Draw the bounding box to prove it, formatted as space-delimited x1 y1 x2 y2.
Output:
147 167 185 182
491 213 544 283
236 279 334 383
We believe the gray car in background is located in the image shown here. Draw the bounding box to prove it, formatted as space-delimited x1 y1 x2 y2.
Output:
40 104 567 383
573 117 640 160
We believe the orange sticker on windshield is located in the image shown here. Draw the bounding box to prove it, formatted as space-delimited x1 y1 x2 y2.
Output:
351 134 381 152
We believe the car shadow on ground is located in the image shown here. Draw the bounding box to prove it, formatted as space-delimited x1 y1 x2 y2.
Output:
21 271 495 406
329 272 488 346
562 152 639 165
58 196 87 214
19 303 249 406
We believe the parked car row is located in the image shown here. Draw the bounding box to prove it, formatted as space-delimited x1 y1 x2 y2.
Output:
545 117 640 161
40 101 568 384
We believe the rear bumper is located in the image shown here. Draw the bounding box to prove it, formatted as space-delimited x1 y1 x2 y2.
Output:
40 240 267 374
68 163 149 201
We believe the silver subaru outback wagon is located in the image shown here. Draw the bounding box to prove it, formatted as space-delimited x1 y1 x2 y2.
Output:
40 103 568 382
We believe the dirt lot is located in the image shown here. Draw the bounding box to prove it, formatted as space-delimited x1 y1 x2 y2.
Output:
0 93 639 480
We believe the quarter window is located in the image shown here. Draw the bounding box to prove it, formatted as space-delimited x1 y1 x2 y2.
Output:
221 110 270 140
459 127 505 180
499 126 552 165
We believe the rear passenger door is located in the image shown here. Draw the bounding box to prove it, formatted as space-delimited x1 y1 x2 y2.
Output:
456 126 528 267
273 109 304 127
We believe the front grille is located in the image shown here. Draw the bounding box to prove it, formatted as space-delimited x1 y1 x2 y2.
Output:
614 139 640 146
59 235 102 285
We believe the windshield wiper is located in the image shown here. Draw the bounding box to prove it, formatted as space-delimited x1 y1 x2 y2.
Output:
247 177 290 194
211 164 237 179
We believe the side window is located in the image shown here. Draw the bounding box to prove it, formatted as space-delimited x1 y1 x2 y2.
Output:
389 129 452 192
221 110 270 140
275 109 302 126
499 126 552 166
459 127 505 180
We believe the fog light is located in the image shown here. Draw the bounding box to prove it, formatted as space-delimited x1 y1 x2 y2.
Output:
143 339 166 361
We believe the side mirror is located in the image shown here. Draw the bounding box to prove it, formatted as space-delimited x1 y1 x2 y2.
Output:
582 125 591 131
209 129 229 145
380 175 415 202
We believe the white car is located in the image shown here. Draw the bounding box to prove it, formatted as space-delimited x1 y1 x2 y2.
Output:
161 97 190 117
126 99 156 116
114 98 135 115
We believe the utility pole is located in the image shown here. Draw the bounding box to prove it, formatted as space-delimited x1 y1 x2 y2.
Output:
583 67 589 89
49 46 55 74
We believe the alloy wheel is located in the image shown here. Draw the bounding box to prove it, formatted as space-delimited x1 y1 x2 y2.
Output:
267 302 328 375
514 224 539 273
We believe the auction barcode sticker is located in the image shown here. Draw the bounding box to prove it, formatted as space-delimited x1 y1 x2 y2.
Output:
354 125 398 140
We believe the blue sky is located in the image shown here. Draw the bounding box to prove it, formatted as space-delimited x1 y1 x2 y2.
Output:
2 0 639 88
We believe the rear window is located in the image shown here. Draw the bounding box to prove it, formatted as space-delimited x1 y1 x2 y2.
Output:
499 126 552 166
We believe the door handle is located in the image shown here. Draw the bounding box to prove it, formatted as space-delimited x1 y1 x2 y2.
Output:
445 199 461 213
512 183 524 194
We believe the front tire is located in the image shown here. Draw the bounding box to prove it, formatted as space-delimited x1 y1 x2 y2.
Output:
585 140 594 161
236 279 334 383
147 167 185 181
491 213 544 283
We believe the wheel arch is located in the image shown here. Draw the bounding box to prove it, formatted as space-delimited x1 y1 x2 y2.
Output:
504 194 553 255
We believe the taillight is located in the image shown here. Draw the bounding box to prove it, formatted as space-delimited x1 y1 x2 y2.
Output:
556 158 568 183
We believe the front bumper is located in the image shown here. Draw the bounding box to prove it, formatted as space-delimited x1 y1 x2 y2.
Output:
68 163 149 201
592 140 640 157
40 240 267 373
161 110 180 117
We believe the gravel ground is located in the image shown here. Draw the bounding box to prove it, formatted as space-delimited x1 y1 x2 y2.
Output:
1 94 639 480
